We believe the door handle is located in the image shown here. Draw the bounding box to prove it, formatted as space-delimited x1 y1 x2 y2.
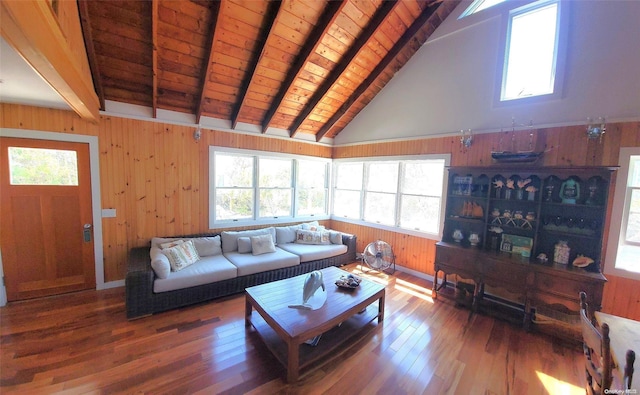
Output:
83 223 92 242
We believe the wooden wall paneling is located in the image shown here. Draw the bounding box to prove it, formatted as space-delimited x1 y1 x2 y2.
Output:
2 103 638 318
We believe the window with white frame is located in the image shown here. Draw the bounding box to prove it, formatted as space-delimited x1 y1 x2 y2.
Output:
500 0 564 103
605 148 640 280
332 155 448 237
458 0 508 19
209 148 329 227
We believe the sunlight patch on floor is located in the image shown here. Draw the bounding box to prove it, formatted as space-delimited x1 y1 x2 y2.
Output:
351 265 390 286
394 278 434 303
536 371 583 395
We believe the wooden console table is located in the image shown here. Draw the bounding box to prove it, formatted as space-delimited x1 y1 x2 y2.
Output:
433 242 607 335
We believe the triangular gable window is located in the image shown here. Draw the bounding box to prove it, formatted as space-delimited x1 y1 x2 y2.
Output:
459 0 508 19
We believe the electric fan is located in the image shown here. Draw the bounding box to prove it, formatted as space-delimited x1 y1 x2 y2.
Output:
362 240 395 273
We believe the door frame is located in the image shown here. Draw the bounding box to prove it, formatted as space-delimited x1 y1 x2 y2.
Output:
0 128 107 305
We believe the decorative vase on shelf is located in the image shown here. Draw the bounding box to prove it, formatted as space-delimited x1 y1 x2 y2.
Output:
468 233 480 246
453 229 464 243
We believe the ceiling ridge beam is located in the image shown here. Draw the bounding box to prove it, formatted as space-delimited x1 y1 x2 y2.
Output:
230 0 283 130
315 2 442 141
195 0 222 124
260 0 346 134
77 0 105 111
289 0 398 138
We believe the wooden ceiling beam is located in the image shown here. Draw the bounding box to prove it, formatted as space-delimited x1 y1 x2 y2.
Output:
1 0 100 122
77 0 105 111
195 0 222 124
230 0 283 130
260 0 346 134
315 2 441 142
289 0 398 138
151 0 158 118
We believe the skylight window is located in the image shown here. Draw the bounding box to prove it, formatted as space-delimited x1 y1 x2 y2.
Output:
500 1 562 101
459 0 508 19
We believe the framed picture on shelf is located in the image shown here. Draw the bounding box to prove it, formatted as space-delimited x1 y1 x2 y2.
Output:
500 234 533 257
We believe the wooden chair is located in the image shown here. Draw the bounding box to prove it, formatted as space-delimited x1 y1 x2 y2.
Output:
580 291 613 394
624 349 635 390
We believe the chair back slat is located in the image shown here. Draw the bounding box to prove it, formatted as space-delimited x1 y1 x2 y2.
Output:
580 291 613 394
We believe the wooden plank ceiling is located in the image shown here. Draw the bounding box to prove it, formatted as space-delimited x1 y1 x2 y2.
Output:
80 0 459 141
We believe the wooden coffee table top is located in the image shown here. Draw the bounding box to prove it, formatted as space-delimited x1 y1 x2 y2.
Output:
245 266 385 382
245 266 385 339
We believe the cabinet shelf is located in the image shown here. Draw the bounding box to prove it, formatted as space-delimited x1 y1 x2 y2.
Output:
448 216 484 223
541 202 604 210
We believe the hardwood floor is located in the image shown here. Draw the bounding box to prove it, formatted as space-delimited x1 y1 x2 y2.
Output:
1 263 586 394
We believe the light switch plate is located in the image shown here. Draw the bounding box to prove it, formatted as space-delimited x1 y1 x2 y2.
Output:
102 208 116 218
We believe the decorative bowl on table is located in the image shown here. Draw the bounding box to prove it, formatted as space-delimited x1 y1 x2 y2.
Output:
335 274 361 289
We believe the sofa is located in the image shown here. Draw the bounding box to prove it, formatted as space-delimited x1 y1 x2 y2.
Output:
125 222 357 319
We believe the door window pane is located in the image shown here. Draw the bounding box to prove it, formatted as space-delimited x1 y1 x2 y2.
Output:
8 147 78 186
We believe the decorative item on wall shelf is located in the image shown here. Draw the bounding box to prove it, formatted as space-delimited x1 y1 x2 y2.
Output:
460 129 473 150
586 117 606 142
491 118 544 163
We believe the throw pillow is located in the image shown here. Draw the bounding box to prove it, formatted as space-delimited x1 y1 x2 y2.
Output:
251 234 276 255
162 239 200 271
237 237 252 254
301 221 325 232
159 239 185 249
295 229 331 245
191 236 222 256
149 246 171 279
329 231 343 244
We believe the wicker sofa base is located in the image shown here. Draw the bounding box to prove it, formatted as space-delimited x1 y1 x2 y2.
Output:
125 234 357 319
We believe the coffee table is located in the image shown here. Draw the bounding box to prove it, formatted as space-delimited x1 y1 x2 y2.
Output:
245 266 385 382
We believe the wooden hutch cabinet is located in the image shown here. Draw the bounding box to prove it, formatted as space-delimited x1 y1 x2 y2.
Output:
433 166 614 339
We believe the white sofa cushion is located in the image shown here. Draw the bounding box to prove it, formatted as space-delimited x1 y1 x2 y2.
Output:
150 247 171 279
237 237 252 253
153 255 238 293
191 236 222 257
251 234 276 255
329 231 343 244
224 248 299 276
277 243 347 263
221 227 276 253
275 224 302 244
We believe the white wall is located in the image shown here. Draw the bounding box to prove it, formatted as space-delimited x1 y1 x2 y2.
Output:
335 0 640 145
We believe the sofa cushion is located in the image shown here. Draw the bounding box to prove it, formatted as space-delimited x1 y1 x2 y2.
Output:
224 248 299 276
275 224 302 244
191 236 222 257
153 255 238 293
277 243 348 263
151 237 182 249
301 221 325 231
329 231 343 244
251 234 276 255
150 247 171 279
221 227 276 253
296 229 331 245
162 240 200 271
238 237 252 253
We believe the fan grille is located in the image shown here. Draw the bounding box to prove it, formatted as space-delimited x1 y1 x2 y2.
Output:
363 240 394 270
